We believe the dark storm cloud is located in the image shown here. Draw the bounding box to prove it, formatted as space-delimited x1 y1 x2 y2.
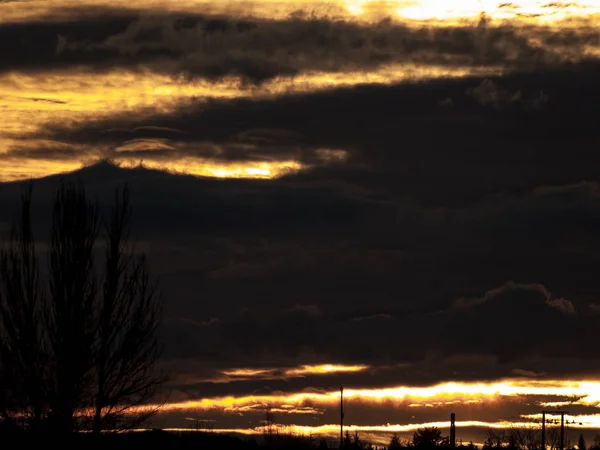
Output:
0 11 141 73
2 7 599 80
3 161 600 417
3 59 600 391
158 279 597 376
130 170 600 374
447 282 579 362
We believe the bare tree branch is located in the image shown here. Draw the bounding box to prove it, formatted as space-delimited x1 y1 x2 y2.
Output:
0 183 49 431
92 186 167 433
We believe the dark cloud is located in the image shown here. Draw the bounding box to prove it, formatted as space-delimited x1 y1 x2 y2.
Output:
3 5 600 432
0 141 88 160
4 157 600 386
447 282 580 362
31 62 600 208
510 369 541 378
1 8 599 80
4 64 600 338
104 126 191 137
0 12 140 73
467 78 549 110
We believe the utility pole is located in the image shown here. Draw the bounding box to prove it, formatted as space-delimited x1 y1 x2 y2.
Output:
541 411 568 450
542 411 546 450
450 413 456 448
340 386 344 449
561 411 565 450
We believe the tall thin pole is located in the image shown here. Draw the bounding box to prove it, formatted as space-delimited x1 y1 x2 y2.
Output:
560 412 565 450
450 413 456 448
542 411 546 450
340 385 344 449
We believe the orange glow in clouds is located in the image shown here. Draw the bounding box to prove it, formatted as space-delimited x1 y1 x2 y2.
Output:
135 378 600 445
116 158 303 179
0 65 496 182
218 364 370 380
1 0 599 182
156 378 600 413
348 0 600 24
284 364 370 376
2 1 599 25
181 418 599 446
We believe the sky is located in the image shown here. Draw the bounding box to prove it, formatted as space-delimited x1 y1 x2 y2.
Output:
2 0 600 445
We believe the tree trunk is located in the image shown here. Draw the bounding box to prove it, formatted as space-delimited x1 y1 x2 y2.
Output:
93 406 102 435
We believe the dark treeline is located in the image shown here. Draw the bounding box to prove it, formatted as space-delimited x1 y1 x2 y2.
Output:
0 181 165 436
0 426 497 450
5 424 593 450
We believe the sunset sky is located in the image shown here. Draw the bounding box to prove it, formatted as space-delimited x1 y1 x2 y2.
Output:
2 0 600 445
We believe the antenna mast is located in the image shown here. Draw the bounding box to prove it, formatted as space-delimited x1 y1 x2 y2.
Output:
340 385 344 449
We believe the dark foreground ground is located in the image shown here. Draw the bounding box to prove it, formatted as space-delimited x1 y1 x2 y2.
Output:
0 429 335 449
0 428 457 449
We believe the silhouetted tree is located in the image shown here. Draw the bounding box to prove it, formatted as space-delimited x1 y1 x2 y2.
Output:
340 431 366 449
546 423 562 450
413 427 447 449
91 188 164 433
262 405 276 444
343 431 353 448
0 185 48 431
0 182 164 433
47 182 100 432
354 431 361 447
579 434 587 450
389 434 402 449
483 430 505 450
507 425 538 450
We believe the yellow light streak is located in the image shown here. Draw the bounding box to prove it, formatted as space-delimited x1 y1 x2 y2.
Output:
394 1 600 24
220 364 369 378
161 418 600 446
151 379 600 414
0 62 500 132
284 364 370 376
221 368 277 377
2 1 599 26
115 157 303 179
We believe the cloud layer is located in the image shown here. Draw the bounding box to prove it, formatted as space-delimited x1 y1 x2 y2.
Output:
2 10 600 81
3 0 600 441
